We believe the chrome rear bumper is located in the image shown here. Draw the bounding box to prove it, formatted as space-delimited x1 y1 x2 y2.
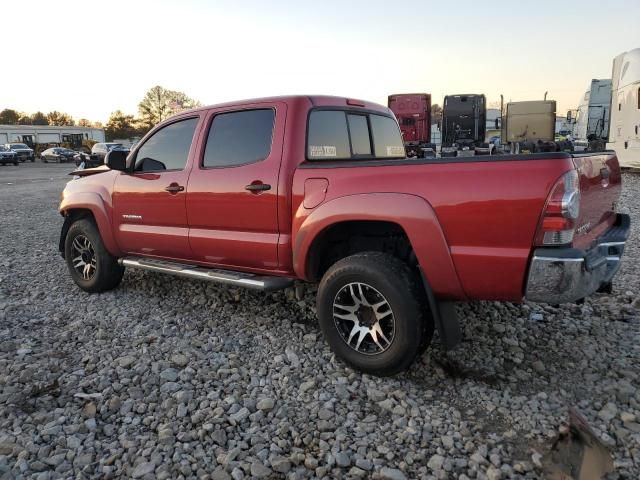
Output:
525 214 630 304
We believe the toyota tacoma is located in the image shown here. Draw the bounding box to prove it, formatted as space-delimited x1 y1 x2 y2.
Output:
58 95 630 376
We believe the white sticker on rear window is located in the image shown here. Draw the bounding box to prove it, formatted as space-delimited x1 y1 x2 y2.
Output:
309 145 337 157
386 146 405 156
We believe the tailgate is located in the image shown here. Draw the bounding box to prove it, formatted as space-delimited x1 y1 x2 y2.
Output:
571 151 622 249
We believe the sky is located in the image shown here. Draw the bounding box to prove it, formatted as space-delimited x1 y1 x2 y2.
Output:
2 0 639 123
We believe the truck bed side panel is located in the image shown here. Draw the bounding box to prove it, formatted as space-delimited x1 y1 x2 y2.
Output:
293 155 574 302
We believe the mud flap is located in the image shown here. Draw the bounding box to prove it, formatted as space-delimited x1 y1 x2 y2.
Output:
419 268 462 350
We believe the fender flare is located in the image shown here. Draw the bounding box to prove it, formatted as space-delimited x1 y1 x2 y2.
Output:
59 192 121 258
292 193 466 300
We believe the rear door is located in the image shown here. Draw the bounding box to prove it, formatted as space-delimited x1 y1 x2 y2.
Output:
186 102 286 270
112 115 202 260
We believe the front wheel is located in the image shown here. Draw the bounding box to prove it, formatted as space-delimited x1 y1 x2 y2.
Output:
64 218 124 293
317 252 432 376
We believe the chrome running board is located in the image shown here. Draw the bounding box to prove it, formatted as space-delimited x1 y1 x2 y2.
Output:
119 257 293 292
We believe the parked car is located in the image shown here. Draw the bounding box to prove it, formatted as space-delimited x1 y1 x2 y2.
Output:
41 147 77 163
0 145 18 165
5 143 35 162
59 95 629 376
73 151 102 168
91 143 128 163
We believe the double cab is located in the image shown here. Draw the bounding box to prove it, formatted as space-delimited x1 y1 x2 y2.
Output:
59 95 629 376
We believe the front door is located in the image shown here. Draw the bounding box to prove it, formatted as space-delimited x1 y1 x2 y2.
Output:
113 115 202 260
186 103 285 270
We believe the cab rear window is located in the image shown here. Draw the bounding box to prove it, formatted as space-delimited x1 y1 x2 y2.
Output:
307 109 404 160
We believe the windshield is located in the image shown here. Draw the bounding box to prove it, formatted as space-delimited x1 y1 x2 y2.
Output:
0 146 8 152
10 144 29 149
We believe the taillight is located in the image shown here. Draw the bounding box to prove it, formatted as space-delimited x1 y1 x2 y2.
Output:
535 170 581 246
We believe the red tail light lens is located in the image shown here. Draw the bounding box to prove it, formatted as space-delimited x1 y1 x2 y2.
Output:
535 170 581 246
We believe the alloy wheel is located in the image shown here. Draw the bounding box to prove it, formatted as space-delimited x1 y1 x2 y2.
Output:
332 282 396 355
71 234 97 281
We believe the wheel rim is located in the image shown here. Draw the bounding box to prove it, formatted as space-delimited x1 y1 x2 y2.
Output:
71 234 97 281
332 282 395 355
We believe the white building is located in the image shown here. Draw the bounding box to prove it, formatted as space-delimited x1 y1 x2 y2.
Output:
0 125 105 148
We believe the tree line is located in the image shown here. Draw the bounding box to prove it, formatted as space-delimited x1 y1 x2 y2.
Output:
0 85 201 141
0 109 91 127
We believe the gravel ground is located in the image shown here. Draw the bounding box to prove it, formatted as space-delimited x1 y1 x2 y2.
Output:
0 163 638 480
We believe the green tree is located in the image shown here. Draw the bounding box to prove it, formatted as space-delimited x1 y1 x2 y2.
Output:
17 113 33 125
47 111 74 126
105 110 139 141
138 85 201 128
0 109 20 125
31 112 49 125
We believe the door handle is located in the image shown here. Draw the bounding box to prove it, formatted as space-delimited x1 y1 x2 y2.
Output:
165 184 185 193
245 183 271 192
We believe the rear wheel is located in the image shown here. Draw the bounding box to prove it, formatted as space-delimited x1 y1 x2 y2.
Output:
64 219 124 293
317 252 432 376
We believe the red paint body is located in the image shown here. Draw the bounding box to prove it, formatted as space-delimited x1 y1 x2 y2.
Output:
59 95 622 303
388 93 432 144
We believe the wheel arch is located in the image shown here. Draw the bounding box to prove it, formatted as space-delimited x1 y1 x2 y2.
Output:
293 193 466 300
59 192 121 258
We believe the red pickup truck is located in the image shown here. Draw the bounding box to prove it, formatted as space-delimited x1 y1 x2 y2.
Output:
59 95 629 376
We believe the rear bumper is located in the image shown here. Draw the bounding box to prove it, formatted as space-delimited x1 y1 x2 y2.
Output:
525 214 630 304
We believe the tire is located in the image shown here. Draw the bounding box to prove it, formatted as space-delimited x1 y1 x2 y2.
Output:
64 218 124 293
317 252 432 376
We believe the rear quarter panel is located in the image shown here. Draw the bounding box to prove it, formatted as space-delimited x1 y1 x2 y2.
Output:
293 156 575 302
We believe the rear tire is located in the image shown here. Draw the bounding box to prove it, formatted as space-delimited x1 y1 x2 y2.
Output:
317 252 432 376
64 218 124 293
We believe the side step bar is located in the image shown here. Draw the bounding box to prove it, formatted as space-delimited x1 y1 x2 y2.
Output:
119 257 293 292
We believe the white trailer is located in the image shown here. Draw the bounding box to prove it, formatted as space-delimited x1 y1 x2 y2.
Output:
606 48 640 169
570 79 612 152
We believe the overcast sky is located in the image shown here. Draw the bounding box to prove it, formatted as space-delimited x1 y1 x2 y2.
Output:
2 0 639 123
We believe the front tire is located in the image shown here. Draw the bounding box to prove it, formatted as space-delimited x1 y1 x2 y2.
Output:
317 252 432 376
64 219 124 293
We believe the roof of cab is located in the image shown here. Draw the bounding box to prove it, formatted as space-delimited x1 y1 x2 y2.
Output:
169 95 392 119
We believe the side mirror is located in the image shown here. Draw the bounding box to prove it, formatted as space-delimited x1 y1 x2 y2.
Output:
494 118 500 129
566 110 573 122
437 121 442 131
105 149 128 171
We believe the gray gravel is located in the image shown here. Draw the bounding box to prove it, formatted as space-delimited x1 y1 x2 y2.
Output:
0 162 639 479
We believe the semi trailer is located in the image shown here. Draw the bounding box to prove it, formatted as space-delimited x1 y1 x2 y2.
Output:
501 100 574 154
440 94 488 157
606 48 640 169
569 79 612 152
387 93 436 157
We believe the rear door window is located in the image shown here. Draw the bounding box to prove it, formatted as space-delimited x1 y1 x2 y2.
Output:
203 109 275 168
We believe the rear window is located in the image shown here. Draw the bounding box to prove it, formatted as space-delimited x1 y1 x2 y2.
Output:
347 114 371 156
307 109 404 160
371 115 406 158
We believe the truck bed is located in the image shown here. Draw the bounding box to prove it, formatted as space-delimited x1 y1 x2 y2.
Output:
293 151 621 302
